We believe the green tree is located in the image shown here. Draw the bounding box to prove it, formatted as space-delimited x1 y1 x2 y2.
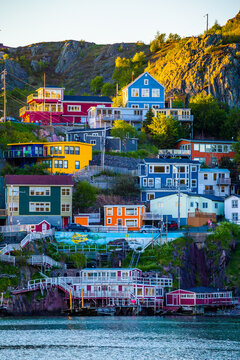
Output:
111 120 137 152
73 181 97 212
112 57 132 89
131 51 145 64
150 32 166 53
148 114 180 148
208 21 222 35
69 253 86 268
90 76 104 94
166 33 181 42
142 108 154 133
112 175 139 197
101 83 115 97
189 91 227 138
220 107 240 140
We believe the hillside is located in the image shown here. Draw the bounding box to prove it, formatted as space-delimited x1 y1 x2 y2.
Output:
0 11 240 115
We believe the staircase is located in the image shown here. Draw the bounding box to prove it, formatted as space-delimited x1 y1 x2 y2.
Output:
129 250 141 268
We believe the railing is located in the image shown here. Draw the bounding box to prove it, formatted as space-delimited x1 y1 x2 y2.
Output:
4 149 44 159
143 213 162 220
27 94 39 102
27 255 65 268
203 190 214 195
19 105 63 116
27 94 61 102
176 115 194 121
75 165 139 177
158 149 191 156
217 178 231 185
75 212 101 224
140 185 189 191
97 115 143 122
0 254 16 265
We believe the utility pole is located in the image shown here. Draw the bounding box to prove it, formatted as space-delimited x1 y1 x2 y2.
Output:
43 73 46 111
116 83 118 107
1 69 7 122
101 123 106 170
177 169 181 230
204 14 209 33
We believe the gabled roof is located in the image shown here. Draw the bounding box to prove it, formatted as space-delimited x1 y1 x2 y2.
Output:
63 95 112 103
225 194 240 200
122 71 164 90
177 138 237 144
188 287 228 293
67 127 111 133
5 175 73 186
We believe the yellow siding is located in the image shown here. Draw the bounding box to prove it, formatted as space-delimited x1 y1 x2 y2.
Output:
37 141 93 174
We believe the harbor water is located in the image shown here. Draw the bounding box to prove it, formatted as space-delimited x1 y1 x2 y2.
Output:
0 316 240 360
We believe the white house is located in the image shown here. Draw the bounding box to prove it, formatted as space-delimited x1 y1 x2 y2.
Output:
198 168 232 198
150 192 224 225
224 195 240 224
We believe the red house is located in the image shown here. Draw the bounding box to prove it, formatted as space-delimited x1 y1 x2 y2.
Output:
166 287 233 307
176 139 236 166
29 220 51 233
19 86 112 125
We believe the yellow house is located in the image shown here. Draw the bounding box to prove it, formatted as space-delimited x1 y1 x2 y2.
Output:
5 141 94 174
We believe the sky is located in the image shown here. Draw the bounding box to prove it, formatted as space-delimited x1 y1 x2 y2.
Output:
1 0 239 47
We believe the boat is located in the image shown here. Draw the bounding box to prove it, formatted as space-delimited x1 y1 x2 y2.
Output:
96 307 116 316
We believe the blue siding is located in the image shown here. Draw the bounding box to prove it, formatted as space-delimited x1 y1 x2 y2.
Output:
140 159 200 201
126 72 165 109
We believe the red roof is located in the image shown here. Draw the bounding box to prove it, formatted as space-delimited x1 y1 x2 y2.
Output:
5 175 73 186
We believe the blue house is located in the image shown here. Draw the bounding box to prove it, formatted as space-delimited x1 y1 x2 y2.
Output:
122 72 165 109
139 158 201 202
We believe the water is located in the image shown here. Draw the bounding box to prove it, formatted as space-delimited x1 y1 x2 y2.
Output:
0 316 240 360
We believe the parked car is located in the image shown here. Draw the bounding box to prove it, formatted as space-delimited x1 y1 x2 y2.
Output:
65 223 90 232
0 116 20 123
139 225 160 233
163 221 178 231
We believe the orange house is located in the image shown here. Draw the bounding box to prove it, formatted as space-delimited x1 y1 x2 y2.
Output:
104 205 146 231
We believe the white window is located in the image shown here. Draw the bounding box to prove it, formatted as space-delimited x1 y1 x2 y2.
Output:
191 166 197 172
107 218 112 224
125 219 138 227
29 202 50 212
117 207 122 216
75 161 80 169
190 202 194 207
90 140 96 145
64 160 68 169
215 203 218 209
143 178 147 187
29 187 50 196
61 188 70 196
202 202 208 209
232 200 238 208
61 204 70 212
9 202 18 212
125 208 137 216
9 187 19 196
152 89 160 97
131 88 139 97
200 144 205 152
232 213 238 222
144 104 149 109
152 105 159 109
148 178 154 187
191 179 197 188
68 105 81 112
131 104 139 108
144 79 148 85
142 88 149 97
204 173 208 180
193 144 199 151
107 208 113 216
166 179 172 186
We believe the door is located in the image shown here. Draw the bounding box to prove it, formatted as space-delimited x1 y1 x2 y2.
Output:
117 219 122 227
155 178 161 189
42 222 47 233
62 217 69 228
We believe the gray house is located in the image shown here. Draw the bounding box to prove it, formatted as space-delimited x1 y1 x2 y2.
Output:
66 127 138 152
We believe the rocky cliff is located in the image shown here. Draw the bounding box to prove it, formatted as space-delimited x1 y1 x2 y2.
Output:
1 12 240 109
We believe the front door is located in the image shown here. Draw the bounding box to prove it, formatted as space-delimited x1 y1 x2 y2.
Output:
117 219 122 227
155 178 161 189
62 217 69 227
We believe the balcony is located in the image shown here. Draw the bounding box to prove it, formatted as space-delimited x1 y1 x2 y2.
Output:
141 184 189 191
96 114 143 122
175 115 194 122
4 149 44 159
27 93 61 103
19 105 63 117
203 190 214 195
217 178 231 185
158 149 191 158
143 212 162 220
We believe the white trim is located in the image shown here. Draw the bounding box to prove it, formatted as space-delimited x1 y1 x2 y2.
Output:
122 71 165 90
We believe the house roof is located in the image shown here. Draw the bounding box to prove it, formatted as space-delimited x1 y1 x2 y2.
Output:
67 127 111 133
152 192 224 202
5 175 74 186
187 287 228 293
122 71 164 90
82 268 140 271
224 195 240 200
200 168 230 173
144 158 200 164
7 141 93 147
177 138 237 144
63 95 112 103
